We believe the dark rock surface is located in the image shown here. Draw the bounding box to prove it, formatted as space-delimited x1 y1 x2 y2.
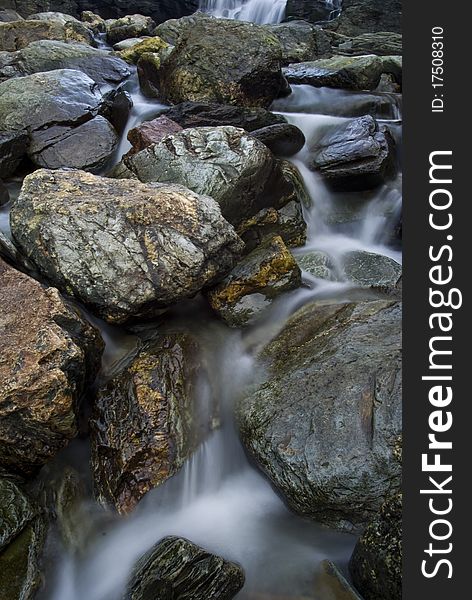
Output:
249 123 305 157
0 130 29 178
126 115 182 155
327 0 402 37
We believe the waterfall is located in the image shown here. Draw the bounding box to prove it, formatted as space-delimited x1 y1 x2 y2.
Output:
199 0 288 25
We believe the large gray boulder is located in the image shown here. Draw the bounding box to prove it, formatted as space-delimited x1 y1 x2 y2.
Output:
10 169 243 324
0 68 118 170
91 332 210 514
326 0 402 37
142 15 287 108
265 20 332 64
0 17 94 51
105 14 156 45
238 299 402 531
0 258 103 475
127 536 245 600
0 40 130 86
125 126 297 227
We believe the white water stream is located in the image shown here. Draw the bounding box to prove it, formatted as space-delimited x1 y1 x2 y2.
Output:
199 0 288 24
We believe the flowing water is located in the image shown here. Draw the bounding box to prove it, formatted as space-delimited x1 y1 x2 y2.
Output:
3 5 402 599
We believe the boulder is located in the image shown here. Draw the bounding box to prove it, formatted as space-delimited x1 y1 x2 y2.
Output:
105 14 156 46
238 299 402 530
284 0 335 24
0 478 36 550
80 10 105 33
117 35 168 64
126 115 183 155
91 332 210 513
0 258 103 475
238 201 307 253
207 235 301 328
0 9 24 22
10 169 243 323
266 20 331 64
311 115 395 190
342 251 402 291
283 55 402 91
327 0 402 37
0 130 29 178
249 123 305 157
0 40 130 87
100 87 133 134
125 126 293 227
330 32 402 57
0 69 118 170
127 536 245 600
164 101 287 132
0 17 93 51
80 1 199 25
349 493 402 600
28 9 94 41
144 15 287 108
296 250 336 281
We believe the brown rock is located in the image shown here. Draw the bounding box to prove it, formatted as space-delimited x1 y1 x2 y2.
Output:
126 115 183 155
0 19 93 52
0 258 103 475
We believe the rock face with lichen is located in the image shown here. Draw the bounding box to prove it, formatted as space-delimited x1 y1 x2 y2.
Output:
0 17 93 51
140 14 287 108
127 536 245 600
91 333 211 513
207 236 301 327
10 169 243 324
125 126 301 228
0 258 103 476
238 299 402 531
349 492 402 600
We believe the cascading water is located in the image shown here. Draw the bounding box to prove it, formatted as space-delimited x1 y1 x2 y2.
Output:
199 0 288 24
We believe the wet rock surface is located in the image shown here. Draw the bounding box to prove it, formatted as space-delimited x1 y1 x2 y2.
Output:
310 115 395 190
91 332 208 513
326 0 402 37
249 123 305 157
126 115 183 155
0 17 93 51
342 251 402 290
0 130 29 178
105 14 156 45
125 126 290 227
265 19 332 64
207 235 301 327
0 478 36 550
147 15 287 108
0 257 103 475
238 299 402 530
127 536 245 600
349 492 402 600
10 169 243 323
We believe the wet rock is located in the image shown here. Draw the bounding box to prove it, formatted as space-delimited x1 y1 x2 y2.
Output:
0 9 24 22
342 251 402 291
0 514 47 600
0 17 93 51
296 250 336 281
0 230 34 272
127 536 245 600
29 10 94 42
81 1 199 26
0 40 131 87
238 201 307 253
327 0 402 37
105 14 156 45
0 130 28 178
330 32 402 57
285 0 335 24
316 560 363 600
91 332 209 513
311 116 395 190
118 35 168 64
349 492 402 600
164 101 287 132
126 115 182 155
0 69 118 170
207 235 301 328
147 15 286 108
0 180 9 205
284 55 402 91
249 123 305 157
100 88 133 134
113 37 147 51
0 257 103 475
125 126 289 227
238 299 402 530
266 20 331 64
80 10 105 33
10 169 243 324
106 160 137 180
30 114 118 171
0 478 36 550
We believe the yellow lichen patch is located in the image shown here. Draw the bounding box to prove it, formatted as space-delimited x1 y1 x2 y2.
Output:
120 37 168 63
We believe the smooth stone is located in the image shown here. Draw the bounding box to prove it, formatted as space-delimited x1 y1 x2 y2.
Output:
105 14 156 45
249 123 305 157
0 130 28 178
238 299 402 531
296 250 336 281
126 115 182 155
342 250 402 290
264 20 331 64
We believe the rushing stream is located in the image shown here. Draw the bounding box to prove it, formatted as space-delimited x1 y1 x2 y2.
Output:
1 4 402 600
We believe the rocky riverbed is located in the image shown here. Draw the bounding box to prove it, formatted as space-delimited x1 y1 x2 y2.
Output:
0 2 402 599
